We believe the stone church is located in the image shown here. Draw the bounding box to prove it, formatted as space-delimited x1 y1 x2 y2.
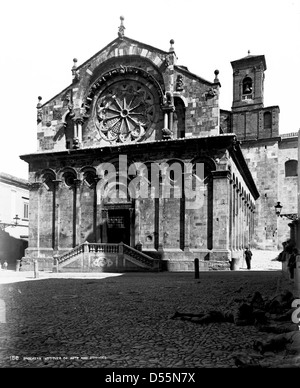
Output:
20 18 296 272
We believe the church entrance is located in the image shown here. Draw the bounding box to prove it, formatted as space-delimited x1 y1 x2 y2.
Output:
106 209 131 245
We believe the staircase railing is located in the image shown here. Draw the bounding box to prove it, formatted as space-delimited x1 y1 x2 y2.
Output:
123 243 160 269
57 243 85 265
56 241 160 270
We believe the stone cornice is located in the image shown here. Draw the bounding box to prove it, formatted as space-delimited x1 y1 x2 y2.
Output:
211 170 231 179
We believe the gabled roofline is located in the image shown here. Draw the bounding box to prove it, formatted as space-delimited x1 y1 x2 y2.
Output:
41 36 170 108
77 36 169 71
175 65 219 87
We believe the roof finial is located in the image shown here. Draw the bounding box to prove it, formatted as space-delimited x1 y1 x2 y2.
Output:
169 39 175 53
214 69 219 83
118 16 125 39
37 96 42 123
72 58 80 83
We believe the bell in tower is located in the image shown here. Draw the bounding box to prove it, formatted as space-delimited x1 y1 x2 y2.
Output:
243 76 253 95
231 53 266 112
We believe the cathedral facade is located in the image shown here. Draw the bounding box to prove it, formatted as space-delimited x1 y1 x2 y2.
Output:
22 19 295 272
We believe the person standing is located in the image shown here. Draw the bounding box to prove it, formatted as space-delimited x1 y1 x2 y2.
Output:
3 261 8 270
244 247 252 270
288 248 298 280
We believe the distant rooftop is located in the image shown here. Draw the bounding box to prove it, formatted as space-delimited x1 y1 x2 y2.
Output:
0 172 29 189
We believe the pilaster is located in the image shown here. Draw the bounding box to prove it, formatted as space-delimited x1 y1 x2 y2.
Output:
211 170 231 250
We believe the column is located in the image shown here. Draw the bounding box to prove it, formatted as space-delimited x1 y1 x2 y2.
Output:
211 171 231 252
130 207 135 247
164 113 168 130
229 179 233 250
74 179 82 246
232 183 236 251
238 191 243 250
158 173 165 252
93 177 100 243
28 182 42 253
241 195 245 249
235 187 240 250
102 209 108 243
184 213 190 251
77 121 82 143
53 180 62 252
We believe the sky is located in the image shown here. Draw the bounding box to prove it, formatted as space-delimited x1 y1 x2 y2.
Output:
0 0 299 180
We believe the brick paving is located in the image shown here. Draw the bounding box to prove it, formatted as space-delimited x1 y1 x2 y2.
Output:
0 251 299 368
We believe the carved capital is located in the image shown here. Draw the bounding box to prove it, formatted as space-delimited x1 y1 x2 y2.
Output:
74 179 82 188
52 179 62 189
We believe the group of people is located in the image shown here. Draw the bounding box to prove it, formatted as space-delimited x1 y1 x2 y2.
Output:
277 240 298 280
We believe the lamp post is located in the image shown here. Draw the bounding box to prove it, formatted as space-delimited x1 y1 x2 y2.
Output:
275 202 299 249
0 214 21 231
274 202 299 221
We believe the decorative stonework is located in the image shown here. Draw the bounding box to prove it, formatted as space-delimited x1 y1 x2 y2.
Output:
204 87 217 100
118 16 125 39
94 80 157 143
92 257 113 268
84 66 164 122
37 96 42 123
176 75 184 91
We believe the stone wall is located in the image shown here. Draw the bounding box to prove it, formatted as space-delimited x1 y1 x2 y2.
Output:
240 140 279 249
231 106 279 141
277 137 298 246
174 68 219 138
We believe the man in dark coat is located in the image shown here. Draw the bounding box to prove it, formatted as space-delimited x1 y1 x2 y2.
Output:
245 247 253 270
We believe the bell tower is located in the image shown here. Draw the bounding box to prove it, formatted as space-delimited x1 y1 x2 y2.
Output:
231 52 266 112
229 51 279 140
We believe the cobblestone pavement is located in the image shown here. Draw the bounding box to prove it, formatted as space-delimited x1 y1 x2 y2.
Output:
0 261 299 369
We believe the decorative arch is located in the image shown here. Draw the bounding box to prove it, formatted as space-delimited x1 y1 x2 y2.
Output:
39 169 56 191
190 157 217 181
57 167 78 179
58 167 78 187
80 166 98 187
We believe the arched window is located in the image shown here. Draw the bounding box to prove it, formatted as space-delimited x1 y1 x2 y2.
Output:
264 112 272 129
241 77 253 101
174 97 186 138
64 114 74 149
242 77 253 95
285 160 298 177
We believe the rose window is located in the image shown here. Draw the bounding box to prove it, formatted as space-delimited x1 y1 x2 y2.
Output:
94 80 157 143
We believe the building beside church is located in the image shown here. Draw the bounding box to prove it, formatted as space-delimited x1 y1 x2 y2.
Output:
0 172 29 267
20 18 260 272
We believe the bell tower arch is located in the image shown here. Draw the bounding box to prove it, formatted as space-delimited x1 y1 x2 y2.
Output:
231 52 266 112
